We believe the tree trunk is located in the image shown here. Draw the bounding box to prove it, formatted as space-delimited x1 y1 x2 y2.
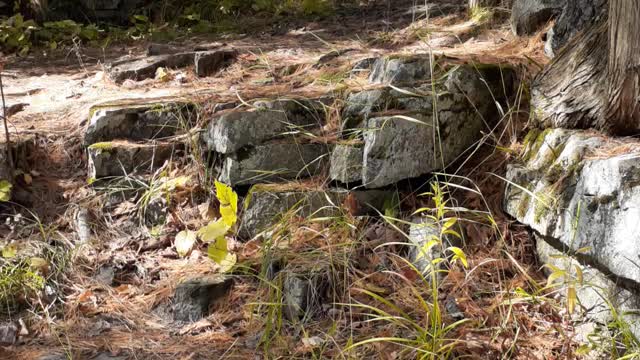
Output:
532 0 640 135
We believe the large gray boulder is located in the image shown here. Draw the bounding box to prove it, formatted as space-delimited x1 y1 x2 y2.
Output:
348 64 515 188
218 142 329 186
504 128 640 287
204 99 326 154
85 102 195 145
343 63 515 135
510 0 566 36
361 96 483 188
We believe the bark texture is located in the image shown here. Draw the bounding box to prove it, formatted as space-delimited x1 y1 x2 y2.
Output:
532 0 640 135
545 0 607 57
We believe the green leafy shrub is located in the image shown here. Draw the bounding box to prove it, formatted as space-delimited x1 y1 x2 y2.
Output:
0 14 37 55
1 14 101 53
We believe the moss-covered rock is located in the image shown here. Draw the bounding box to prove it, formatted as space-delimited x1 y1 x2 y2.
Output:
505 128 640 288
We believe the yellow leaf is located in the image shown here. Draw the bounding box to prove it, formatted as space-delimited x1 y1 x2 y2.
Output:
2 244 17 258
207 237 236 272
197 219 229 243
175 230 197 257
158 176 190 192
215 181 238 226
364 282 388 294
546 270 565 287
567 286 577 314
29 257 49 272
442 217 457 231
24 174 32 185
574 265 584 285
155 67 171 82
0 180 12 202
448 246 468 268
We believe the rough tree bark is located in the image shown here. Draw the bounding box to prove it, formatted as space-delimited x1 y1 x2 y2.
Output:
532 0 640 135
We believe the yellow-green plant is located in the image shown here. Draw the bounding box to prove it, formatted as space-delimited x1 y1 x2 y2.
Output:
347 182 469 360
197 180 238 272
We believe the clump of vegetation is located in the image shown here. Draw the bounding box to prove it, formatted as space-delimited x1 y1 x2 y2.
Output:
0 258 45 314
0 14 100 55
1 0 351 54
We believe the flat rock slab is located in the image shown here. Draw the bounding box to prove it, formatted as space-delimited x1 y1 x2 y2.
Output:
219 142 329 186
195 49 238 77
240 185 393 239
204 98 329 154
171 276 232 322
504 128 640 287
85 102 195 145
87 141 181 178
108 53 195 82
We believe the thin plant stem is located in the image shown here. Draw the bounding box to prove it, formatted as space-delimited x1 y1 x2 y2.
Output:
0 69 13 174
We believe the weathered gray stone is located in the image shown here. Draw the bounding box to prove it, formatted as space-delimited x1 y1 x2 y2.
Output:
358 65 514 188
204 99 326 154
172 276 232 322
445 64 516 105
537 237 640 337
329 143 363 184
343 64 514 137
219 142 329 186
362 99 483 188
544 0 606 57
408 217 463 275
85 102 195 145
95 265 115 286
510 0 566 36
107 52 195 82
87 141 180 178
369 55 432 85
240 185 393 239
504 128 640 287
194 49 237 77
0 322 18 346
283 274 311 321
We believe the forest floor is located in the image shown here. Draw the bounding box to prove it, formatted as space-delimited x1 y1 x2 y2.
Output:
0 1 578 359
